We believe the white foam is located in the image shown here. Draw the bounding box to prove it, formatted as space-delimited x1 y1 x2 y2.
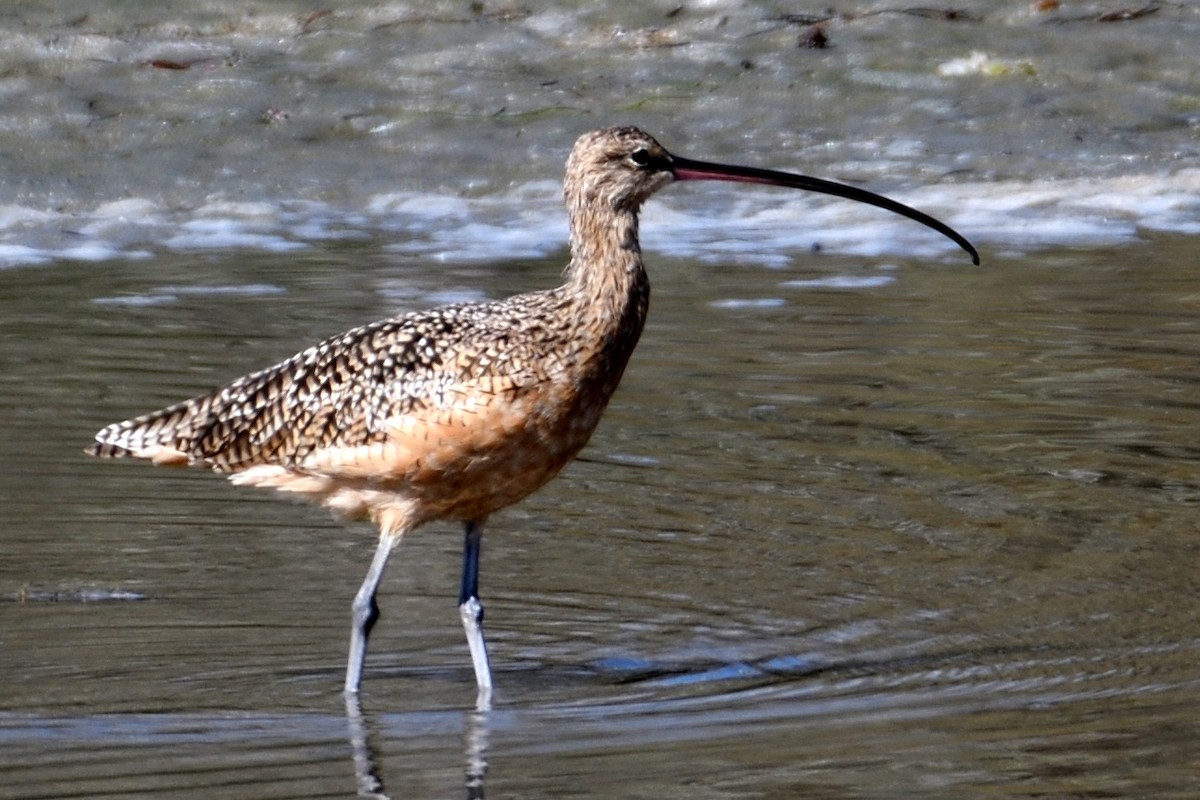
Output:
780 275 897 290
91 199 162 220
709 298 788 309
937 51 1035 78
91 293 177 307
92 283 287 307
58 242 127 262
0 204 57 226
165 284 288 297
367 192 474 220
165 218 307 252
1 168 1196 270
0 243 53 267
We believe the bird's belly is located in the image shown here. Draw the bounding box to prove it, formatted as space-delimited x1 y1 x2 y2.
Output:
277 378 612 527
397 385 609 522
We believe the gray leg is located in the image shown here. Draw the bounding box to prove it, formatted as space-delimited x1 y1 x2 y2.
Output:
345 534 398 694
458 520 493 702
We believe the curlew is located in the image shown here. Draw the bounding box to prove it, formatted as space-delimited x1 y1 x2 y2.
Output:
88 126 978 700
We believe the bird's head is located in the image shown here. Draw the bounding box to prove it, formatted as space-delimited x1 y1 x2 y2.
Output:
562 125 979 265
563 126 676 215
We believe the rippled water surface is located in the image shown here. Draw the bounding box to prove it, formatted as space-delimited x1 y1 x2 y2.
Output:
4 236 1200 798
3 1 1200 798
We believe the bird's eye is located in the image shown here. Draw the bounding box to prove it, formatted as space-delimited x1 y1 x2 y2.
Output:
629 148 651 167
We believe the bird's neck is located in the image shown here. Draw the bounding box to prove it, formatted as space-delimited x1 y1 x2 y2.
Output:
563 204 650 333
554 202 651 391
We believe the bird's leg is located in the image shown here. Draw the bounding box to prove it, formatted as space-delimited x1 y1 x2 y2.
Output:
459 520 493 704
345 533 399 695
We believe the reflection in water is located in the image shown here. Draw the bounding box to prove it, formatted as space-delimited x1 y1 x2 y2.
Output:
464 706 490 800
345 693 491 800
345 694 390 800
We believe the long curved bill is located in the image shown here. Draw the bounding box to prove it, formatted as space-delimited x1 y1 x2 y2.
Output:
670 155 979 265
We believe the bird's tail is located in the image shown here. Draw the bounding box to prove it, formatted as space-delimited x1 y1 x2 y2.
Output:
87 396 212 466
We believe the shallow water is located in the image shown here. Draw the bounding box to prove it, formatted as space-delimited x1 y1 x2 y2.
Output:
3 233 1200 797
3 1 1200 798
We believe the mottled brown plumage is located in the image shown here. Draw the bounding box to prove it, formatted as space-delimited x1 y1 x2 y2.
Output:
90 128 657 537
89 126 977 700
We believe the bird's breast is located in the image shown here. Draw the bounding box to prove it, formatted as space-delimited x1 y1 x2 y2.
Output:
291 355 618 525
